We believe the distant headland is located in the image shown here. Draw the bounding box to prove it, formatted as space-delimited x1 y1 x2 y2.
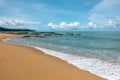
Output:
0 27 35 32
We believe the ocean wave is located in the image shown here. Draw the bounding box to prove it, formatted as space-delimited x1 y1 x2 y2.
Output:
4 32 120 80
33 46 120 80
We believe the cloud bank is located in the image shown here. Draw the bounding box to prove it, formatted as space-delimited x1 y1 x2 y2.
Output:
0 19 24 28
105 17 120 28
0 0 120 31
48 20 120 30
48 22 80 30
0 18 40 30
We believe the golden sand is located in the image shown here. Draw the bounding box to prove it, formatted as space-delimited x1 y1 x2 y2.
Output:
0 33 106 80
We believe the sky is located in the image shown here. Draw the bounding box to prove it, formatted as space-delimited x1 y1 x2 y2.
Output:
0 0 120 31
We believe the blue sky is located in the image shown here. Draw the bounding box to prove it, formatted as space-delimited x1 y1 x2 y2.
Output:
0 0 120 31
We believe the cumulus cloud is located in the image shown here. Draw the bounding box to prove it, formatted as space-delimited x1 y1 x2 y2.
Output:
0 19 24 27
107 20 116 27
48 22 80 30
87 22 97 29
48 21 106 30
0 18 40 29
48 20 120 30
105 18 120 28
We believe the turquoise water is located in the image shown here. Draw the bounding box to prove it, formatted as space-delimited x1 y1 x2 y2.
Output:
5 31 120 80
7 31 120 62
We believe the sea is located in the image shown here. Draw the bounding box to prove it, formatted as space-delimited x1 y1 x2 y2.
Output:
4 31 120 80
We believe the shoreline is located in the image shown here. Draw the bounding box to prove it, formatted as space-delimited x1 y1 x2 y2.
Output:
0 33 106 80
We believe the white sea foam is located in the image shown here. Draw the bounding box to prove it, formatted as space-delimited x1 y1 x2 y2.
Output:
33 46 120 80
4 38 120 80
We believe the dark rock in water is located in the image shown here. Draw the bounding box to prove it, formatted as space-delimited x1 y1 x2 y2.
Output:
21 35 31 38
20 32 81 38
26 32 64 38
41 32 63 36
67 33 81 36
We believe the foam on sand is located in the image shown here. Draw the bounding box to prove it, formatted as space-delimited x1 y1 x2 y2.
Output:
34 46 120 80
1 33 106 80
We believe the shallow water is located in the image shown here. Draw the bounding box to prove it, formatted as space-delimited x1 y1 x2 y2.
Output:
5 31 120 80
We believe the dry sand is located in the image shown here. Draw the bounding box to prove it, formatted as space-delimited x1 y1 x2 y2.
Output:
0 33 106 80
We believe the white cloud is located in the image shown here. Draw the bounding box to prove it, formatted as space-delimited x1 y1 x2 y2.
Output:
48 23 57 29
48 22 80 30
0 19 5 25
87 22 97 29
107 20 116 27
105 18 120 28
0 18 40 29
48 20 120 30
90 0 120 24
0 0 80 21
0 0 34 20
0 19 21 25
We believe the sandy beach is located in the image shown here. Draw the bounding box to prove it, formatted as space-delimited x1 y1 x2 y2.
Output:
0 33 106 80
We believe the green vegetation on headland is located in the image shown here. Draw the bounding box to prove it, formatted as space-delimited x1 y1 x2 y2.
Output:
0 27 35 32
0 27 81 37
